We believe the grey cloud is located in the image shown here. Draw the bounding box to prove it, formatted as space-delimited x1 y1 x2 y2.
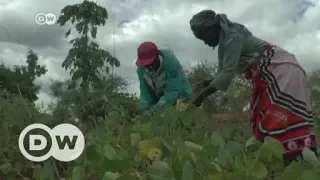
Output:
0 0 140 50
100 0 320 81
0 0 319 110
0 1 68 49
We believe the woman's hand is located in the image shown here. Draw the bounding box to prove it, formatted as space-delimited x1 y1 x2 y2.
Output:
191 92 206 107
191 79 214 107
192 79 213 93
191 86 217 107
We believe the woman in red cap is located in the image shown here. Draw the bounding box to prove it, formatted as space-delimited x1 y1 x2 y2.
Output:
136 41 192 112
189 9 317 161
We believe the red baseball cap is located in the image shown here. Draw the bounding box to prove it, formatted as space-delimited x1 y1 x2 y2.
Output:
136 41 158 66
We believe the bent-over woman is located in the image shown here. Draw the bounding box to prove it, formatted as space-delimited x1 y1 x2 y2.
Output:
189 10 317 161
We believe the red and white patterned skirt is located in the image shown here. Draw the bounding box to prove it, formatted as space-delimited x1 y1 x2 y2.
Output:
245 44 317 160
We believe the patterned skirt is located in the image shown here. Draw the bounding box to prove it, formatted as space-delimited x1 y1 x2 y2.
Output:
245 44 317 160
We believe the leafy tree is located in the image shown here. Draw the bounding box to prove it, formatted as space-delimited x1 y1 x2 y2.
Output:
49 73 139 125
0 49 47 102
57 0 120 97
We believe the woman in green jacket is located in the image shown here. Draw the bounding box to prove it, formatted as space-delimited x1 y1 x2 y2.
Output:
189 10 317 161
136 41 192 112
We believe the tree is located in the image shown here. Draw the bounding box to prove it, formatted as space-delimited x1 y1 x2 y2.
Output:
0 49 47 102
186 60 223 112
48 73 139 125
57 0 120 97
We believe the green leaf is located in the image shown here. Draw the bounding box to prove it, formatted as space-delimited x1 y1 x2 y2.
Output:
182 161 194 180
117 171 140 180
14 162 23 172
148 161 172 180
75 153 85 165
184 141 203 151
118 149 129 160
32 165 42 180
280 161 305 179
258 137 285 162
264 137 285 153
86 144 101 162
301 170 319 180
100 159 132 173
245 136 256 150
226 141 242 157
172 158 185 179
72 166 86 180
251 160 268 179
258 145 272 163
233 156 245 171
210 132 225 146
177 141 189 161
0 163 12 174
40 161 54 180
102 171 121 180
130 133 141 146
210 162 222 173
302 147 320 168
104 144 119 160
217 145 232 166
176 100 188 111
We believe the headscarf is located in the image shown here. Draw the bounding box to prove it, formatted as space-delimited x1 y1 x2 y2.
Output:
190 10 252 40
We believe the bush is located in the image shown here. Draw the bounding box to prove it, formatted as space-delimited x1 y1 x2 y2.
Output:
0 92 54 180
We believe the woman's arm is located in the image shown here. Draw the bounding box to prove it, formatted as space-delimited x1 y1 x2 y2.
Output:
191 34 244 106
209 34 244 92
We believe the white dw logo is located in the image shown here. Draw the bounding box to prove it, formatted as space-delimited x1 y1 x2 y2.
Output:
18 123 85 162
35 13 57 25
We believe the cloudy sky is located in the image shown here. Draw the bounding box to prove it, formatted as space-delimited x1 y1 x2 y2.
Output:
0 0 319 111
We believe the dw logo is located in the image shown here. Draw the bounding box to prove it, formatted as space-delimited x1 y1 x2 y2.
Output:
18 123 85 162
34 13 57 25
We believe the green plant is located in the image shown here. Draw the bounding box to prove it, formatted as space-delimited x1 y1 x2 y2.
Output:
1 100 320 180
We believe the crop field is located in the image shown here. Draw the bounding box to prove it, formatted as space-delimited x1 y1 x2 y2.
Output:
1 99 319 180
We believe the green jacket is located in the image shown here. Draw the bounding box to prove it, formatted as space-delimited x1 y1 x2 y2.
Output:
137 49 192 112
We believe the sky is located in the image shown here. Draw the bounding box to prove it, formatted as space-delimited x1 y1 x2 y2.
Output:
0 0 319 111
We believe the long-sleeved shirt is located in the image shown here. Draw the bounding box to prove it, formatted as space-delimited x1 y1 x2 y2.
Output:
210 34 268 92
137 49 192 112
